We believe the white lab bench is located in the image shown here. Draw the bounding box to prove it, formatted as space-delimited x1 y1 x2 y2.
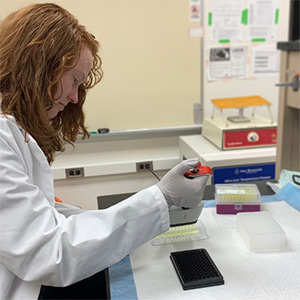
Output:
180 135 276 185
129 201 300 300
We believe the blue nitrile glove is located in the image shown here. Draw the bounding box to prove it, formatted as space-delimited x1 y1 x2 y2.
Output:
157 158 210 209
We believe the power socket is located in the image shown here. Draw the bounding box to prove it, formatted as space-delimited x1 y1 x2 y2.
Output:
65 167 84 178
136 161 153 172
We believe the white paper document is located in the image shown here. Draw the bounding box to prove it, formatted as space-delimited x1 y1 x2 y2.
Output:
210 0 243 41
208 46 248 80
246 0 278 40
252 45 280 77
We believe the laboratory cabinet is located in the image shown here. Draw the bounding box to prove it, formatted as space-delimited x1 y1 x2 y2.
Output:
275 40 300 179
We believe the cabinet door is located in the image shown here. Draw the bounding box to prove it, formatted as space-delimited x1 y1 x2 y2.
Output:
287 51 300 109
276 50 300 179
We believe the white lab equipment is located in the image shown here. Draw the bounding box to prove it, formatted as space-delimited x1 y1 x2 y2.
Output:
180 135 276 185
202 95 277 151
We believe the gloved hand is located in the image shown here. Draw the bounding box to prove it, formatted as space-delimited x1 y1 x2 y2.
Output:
157 158 210 209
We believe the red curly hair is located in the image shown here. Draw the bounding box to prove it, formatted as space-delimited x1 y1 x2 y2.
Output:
0 3 103 164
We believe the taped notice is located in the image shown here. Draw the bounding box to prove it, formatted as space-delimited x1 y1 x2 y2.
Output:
208 46 248 80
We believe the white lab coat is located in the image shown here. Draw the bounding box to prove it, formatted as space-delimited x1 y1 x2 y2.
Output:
0 114 170 299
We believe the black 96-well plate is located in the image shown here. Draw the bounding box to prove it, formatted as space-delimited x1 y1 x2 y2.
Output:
170 248 224 290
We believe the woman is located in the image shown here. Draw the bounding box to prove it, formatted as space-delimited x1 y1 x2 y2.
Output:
0 3 209 299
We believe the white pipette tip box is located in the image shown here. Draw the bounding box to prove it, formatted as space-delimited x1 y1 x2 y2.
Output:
215 184 261 214
236 211 286 252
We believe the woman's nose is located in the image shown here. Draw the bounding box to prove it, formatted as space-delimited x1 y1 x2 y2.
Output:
68 88 79 104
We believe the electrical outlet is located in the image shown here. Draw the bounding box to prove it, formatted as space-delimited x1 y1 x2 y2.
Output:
136 161 153 172
65 167 84 178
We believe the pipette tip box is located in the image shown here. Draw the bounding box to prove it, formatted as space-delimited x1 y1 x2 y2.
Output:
236 211 286 252
215 184 261 214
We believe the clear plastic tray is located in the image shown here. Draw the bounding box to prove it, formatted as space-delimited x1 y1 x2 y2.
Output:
152 221 208 246
237 211 286 252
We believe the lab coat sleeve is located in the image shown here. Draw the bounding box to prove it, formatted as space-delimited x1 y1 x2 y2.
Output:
54 201 85 218
0 132 170 287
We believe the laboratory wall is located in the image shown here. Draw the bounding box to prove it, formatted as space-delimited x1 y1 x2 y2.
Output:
0 0 291 131
0 0 201 132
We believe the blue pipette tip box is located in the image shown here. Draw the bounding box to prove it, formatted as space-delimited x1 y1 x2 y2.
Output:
170 248 224 290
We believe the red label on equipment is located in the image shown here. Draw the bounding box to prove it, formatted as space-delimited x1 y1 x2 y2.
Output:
223 128 277 149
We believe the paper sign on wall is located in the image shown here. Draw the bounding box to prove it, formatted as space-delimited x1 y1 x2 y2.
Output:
246 0 278 41
210 0 243 42
208 46 248 80
189 0 201 22
252 45 280 77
